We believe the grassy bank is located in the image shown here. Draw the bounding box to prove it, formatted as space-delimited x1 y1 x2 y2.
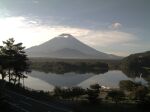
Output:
73 102 149 112
1 80 150 112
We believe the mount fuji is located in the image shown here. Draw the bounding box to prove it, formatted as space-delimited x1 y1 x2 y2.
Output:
26 33 122 59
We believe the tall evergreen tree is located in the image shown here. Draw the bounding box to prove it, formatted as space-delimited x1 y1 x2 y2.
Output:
0 38 30 84
0 46 8 80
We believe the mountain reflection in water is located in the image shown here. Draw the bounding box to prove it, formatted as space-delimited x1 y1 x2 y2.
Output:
23 70 147 91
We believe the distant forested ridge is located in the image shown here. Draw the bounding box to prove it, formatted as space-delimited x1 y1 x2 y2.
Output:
29 51 150 74
121 51 150 70
29 58 109 74
120 51 150 78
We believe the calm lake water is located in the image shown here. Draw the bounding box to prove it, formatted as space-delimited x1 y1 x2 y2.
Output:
22 70 147 91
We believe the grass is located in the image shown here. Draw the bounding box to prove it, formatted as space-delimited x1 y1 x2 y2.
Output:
143 67 150 70
143 67 150 73
73 102 150 112
1 80 150 112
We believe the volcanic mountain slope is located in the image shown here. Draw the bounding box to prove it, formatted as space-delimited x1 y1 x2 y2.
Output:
26 33 122 59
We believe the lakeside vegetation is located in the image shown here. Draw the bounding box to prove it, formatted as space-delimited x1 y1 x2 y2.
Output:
121 51 150 83
29 57 121 74
121 51 150 69
121 51 150 74
1 79 150 112
30 59 109 74
29 51 150 75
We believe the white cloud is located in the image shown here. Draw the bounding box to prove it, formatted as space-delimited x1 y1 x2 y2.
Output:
0 16 89 48
109 22 122 30
0 16 138 56
79 30 136 47
32 0 39 4
0 8 11 17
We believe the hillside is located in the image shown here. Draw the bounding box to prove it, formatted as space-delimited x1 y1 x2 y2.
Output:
121 51 150 70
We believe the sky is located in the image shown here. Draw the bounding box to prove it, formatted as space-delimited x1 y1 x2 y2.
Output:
0 0 150 56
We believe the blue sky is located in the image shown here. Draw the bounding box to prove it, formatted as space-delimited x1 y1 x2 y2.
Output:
0 0 150 56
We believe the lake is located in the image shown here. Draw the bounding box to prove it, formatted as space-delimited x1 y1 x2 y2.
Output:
22 70 147 91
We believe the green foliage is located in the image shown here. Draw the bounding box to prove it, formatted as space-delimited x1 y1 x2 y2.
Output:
30 60 109 74
54 86 86 99
121 51 150 80
0 38 30 84
90 83 101 90
119 80 139 91
53 86 62 97
86 84 101 103
119 80 149 101
106 90 125 104
0 66 7 80
121 51 150 71
132 85 148 100
0 81 5 99
54 84 101 103
2 80 53 101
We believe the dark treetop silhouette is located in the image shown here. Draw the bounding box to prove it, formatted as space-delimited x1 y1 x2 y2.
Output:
0 38 30 84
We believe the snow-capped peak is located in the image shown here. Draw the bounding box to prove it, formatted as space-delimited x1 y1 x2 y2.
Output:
57 33 75 39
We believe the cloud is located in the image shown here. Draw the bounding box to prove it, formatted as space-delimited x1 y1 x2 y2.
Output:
0 16 90 48
32 0 39 4
0 8 10 17
0 16 138 56
79 30 136 47
109 22 122 30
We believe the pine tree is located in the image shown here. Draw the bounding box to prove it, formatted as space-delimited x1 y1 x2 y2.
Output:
0 38 30 84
